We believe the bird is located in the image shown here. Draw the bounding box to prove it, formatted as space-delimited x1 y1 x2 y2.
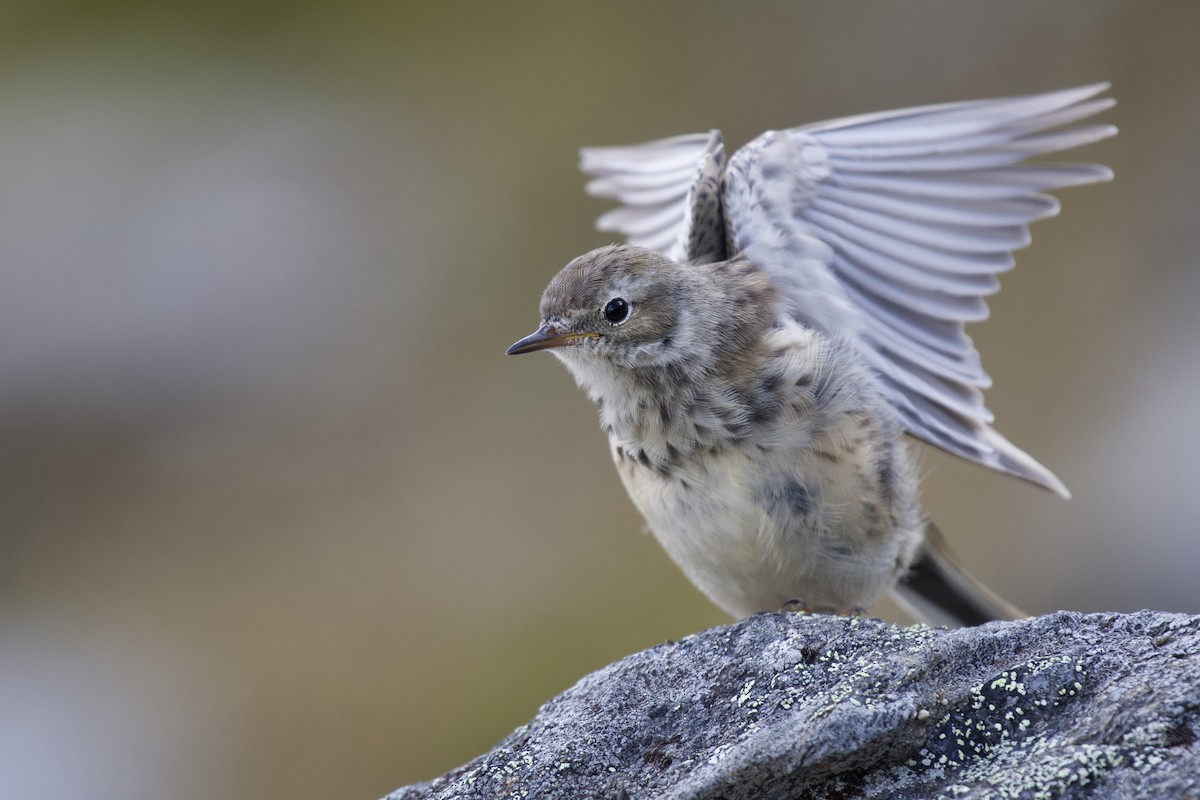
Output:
506 84 1116 626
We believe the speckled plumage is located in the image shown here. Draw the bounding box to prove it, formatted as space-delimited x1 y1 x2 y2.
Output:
509 86 1115 624
515 246 923 617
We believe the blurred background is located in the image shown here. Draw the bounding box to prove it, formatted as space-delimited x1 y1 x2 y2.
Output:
2 2 1197 798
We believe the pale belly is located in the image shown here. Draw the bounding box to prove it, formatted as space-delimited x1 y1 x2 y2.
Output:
615 439 920 618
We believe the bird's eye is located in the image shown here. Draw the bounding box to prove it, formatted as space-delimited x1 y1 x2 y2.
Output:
603 297 631 325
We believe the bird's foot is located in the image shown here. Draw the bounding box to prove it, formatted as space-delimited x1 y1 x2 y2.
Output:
782 598 867 617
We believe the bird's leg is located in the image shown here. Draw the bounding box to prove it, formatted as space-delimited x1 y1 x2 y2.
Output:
782 598 868 617
781 597 814 614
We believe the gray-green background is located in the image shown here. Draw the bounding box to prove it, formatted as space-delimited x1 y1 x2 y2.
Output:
3 3 1197 799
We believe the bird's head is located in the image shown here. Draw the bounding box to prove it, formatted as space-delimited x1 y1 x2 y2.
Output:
507 244 710 371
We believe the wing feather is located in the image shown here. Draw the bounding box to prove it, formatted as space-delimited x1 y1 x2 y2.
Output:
827 226 1004 296
819 184 1060 228
830 164 1112 200
808 201 1031 254
802 85 1112 145
595 202 689 238
581 131 723 262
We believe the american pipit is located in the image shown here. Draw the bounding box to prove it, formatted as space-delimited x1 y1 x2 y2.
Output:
508 85 1115 625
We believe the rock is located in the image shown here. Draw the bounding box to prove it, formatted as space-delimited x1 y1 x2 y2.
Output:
386 611 1200 799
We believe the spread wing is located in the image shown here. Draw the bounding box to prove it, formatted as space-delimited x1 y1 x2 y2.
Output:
578 84 1116 496
581 130 726 263
722 83 1116 496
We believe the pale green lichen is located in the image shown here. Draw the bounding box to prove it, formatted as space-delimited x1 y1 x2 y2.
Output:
916 656 1090 769
868 650 1186 800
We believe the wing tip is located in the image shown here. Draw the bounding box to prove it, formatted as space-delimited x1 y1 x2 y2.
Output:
983 427 1071 499
1079 80 1112 95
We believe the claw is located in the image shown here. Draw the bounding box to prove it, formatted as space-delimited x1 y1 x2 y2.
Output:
782 598 813 614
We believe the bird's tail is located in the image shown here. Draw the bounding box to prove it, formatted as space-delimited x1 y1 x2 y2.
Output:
891 521 1026 627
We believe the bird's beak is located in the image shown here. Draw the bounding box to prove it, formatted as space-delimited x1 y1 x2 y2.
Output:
506 325 599 355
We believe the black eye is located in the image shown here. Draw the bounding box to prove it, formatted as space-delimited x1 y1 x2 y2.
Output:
603 297 631 325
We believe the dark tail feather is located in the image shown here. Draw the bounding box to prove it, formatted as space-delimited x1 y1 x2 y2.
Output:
892 522 1026 627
